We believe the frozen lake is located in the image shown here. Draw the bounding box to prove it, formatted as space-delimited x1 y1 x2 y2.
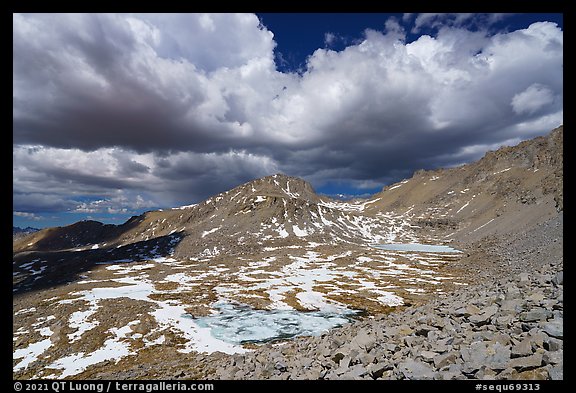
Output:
193 301 356 344
372 243 462 253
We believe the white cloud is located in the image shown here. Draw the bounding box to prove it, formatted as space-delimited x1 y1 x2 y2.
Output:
13 14 563 213
324 32 336 46
411 13 510 34
13 211 43 221
511 83 556 114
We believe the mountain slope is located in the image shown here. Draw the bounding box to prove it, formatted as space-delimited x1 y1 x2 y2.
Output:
365 125 563 244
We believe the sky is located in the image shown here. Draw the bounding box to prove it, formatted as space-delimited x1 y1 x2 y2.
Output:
13 13 563 229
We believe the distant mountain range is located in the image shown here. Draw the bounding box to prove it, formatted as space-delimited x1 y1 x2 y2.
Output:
13 226 39 239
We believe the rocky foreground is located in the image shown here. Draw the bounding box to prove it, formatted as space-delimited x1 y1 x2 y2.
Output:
188 215 563 381
196 265 562 380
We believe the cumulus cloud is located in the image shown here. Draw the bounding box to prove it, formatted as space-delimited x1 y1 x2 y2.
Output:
511 83 556 115
324 32 337 47
411 13 510 33
13 13 563 217
13 211 43 221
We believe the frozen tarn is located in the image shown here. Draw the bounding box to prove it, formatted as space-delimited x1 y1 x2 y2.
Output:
372 243 462 253
46 275 246 377
194 301 355 345
152 303 245 354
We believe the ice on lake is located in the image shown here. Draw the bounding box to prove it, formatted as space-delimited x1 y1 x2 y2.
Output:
372 243 462 253
192 301 355 344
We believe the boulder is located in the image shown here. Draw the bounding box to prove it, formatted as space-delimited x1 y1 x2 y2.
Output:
460 341 510 373
519 308 552 322
542 350 562 365
352 328 376 352
473 304 499 322
511 338 533 357
398 360 436 380
419 350 438 363
543 336 563 352
552 271 563 286
433 352 459 369
436 364 465 380
540 319 563 338
367 362 393 379
338 364 368 379
511 367 549 380
546 364 563 380
508 353 543 370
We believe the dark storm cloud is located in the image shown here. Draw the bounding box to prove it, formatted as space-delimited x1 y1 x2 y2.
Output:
13 13 563 215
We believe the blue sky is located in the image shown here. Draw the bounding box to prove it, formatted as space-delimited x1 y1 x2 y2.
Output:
13 13 563 228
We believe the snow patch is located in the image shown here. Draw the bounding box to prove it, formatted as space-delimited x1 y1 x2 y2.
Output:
292 225 309 237
202 227 221 238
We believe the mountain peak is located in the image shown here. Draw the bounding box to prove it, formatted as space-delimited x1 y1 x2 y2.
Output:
223 173 320 204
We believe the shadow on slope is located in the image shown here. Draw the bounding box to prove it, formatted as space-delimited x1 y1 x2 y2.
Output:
12 232 185 296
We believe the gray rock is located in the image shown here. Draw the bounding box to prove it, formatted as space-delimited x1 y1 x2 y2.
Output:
518 272 530 284
511 338 533 357
398 359 436 380
338 364 368 379
358 352 376 366
461 341 510 373
433 352 459 369
527 329 547 348
499 299 522 312
546 364 563 380
542 350 562 365
540 319 563 338
414 324 435 336
436 364 464 380
367 362 393 379
543 336 563 352
552 271 563 286
505 286 522 300
404 336 423 347
352 328 376 351
511 367 549 380
520 308 552 322
508 353 543 370
274 360 288 372
475 367 498 380
496 368 519 380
